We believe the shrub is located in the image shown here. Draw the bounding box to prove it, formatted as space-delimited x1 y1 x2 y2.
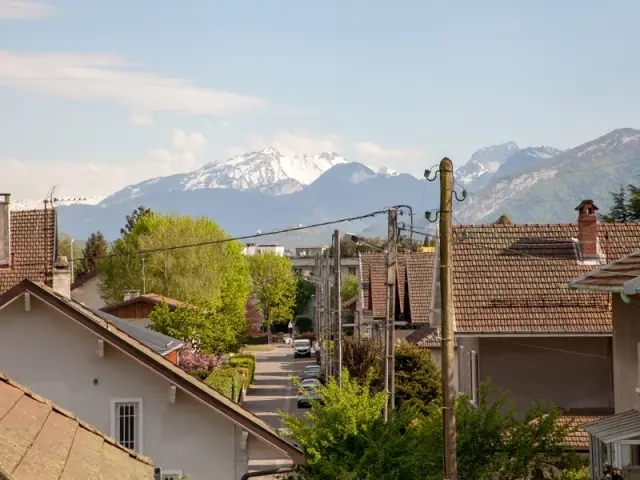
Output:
230 353 256 384
178 341 222 376
206 366 244 401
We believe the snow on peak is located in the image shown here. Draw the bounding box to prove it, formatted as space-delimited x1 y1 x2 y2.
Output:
455 142 520 186
181 149 347 194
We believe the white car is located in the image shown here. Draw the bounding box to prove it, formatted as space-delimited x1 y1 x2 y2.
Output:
293 339 312 358
297 378 322 408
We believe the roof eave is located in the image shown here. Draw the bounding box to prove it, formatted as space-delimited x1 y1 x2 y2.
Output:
565 283 623 293
454 331 612 337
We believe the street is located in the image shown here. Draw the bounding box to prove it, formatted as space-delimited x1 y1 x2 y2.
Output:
243 345 315 476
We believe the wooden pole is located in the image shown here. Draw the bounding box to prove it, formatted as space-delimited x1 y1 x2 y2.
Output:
334 230 343 388
439 157 457 480
383 207 397 421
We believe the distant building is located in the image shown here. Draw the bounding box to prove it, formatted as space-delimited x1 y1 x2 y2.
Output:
242 243 285 256
293 246 328 258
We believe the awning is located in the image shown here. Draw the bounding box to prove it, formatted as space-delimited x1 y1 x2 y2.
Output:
582 410 640 443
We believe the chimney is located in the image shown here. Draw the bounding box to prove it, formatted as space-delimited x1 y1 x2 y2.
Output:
575 200 599 259
0 193 10 267
123 290 140 301
52 256 71 298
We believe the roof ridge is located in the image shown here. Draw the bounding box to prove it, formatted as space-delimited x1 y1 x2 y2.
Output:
0 371 153 466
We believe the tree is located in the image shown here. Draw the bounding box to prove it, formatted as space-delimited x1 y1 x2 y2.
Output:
99 213 250 310
248 253 296 342
294 278 315 316
57 233 83 279
245 300 263 336
280 369 387 478
340 274 359 302
423 235 437 247
341 337 383 382
76 231 108 278
494 214 515 225
282 379 582 480
121 205 152 237
149 299 245 354
601 186 629 223
394 341 441 411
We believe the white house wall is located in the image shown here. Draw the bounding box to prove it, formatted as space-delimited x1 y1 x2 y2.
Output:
0 296 280 480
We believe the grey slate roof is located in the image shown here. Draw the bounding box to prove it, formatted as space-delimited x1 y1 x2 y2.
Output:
89 308 184 356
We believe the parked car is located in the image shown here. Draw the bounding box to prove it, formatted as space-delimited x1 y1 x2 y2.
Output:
302 365 322 381
293 339 312 358
297 378 322 408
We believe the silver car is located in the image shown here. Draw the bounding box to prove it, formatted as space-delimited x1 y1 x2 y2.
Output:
297 379 321 408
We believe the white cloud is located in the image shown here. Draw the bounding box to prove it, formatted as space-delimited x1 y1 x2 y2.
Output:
128 112 155 126
0 130 209 199
248 131 341 157
355 141 424 159
0 0 54 19
0 50 268 116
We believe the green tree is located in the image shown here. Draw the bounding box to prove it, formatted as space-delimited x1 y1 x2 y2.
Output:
248 253 296 342
340 274 359 302
99 213 250 313
601 186 630 222
283 380 581 480
280 368 387 478
423 235 437 247
76 231 108 278
394 341 441 412
341 337 382 382
294 278 315 316
149 299 244 354
121 205 152 237
57 233 84 280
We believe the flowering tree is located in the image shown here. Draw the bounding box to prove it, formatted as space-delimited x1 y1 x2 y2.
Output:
177 341 222 377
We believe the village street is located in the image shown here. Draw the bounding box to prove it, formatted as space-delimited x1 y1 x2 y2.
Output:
244 345 315 475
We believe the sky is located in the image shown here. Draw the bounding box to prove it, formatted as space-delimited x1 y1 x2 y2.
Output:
1 0 640 199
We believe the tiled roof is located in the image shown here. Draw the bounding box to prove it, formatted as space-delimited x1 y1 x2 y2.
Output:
557 415 603 451
359 252 434 324
405 326 458 348
0 371 153 479
451 222 640 334
569 251 640 290
342 295 357 308
0 209 56 294
70 267 98 290
101 293 187 313
0 280 303 464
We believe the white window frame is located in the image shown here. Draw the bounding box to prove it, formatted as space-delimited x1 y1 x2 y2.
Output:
161 470 183 480
110 398 144 454
470 350 479 404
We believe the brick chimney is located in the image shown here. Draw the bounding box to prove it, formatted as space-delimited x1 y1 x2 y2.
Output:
0 194 10 267
52 256 71 298
575 200 599 259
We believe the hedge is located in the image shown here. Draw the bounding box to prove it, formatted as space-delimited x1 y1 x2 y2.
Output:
230 353 256 384
206 366 243 401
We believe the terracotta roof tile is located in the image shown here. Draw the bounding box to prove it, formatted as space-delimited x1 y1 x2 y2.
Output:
571 250 640 289
359 252 434 324
557 415 603 451
101 292 187 313
0 371 153 479
0 209 56 294
451 222 640 333
406 326 458 348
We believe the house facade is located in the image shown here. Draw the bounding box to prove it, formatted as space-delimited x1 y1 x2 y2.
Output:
569 251 640 477
409 201 640 452
0 279 302 480
71 268 106 309
243 243 285 256
100 292 186 328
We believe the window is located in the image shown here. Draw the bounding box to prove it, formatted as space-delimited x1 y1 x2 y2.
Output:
162 471 183 480
111 399 143 453
469 351 479 403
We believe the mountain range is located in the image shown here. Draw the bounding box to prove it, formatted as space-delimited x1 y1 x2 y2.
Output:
45 128 640 246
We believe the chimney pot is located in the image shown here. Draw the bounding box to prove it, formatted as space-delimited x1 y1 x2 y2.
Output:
0 194 10 266
575 200 599 259
52 255 71 298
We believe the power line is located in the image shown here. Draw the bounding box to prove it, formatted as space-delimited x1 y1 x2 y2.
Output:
16 209 389 267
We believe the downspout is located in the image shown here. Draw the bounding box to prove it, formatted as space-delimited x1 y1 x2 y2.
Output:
240 467 297 480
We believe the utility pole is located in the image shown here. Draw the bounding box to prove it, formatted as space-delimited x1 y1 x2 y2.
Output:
314 256 321 360
333 230 342 387
70 238 75 283
439 158 457 480
383 207 397 422
322 249 331 379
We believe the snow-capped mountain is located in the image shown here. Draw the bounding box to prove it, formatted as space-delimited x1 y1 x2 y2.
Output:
455 141 520 189
456 128 640 224
492 146 563 179
181 148 347 194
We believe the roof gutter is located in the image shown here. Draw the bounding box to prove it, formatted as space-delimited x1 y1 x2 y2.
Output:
240 467 297 480
564 283 622 293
